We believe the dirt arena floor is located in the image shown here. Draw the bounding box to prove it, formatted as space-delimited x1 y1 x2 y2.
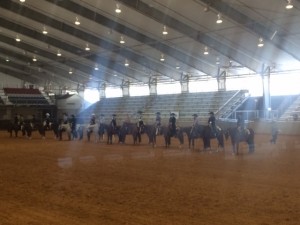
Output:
0 130 299 225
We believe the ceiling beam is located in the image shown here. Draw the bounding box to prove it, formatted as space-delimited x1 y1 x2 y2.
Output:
0 0 171 82
119 0 264 73
198 0 300 61
45 0 216 77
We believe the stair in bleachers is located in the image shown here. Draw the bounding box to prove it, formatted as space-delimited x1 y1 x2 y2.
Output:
279 95 300 121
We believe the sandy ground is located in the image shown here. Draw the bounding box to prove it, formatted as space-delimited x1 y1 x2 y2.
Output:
0 130 299 225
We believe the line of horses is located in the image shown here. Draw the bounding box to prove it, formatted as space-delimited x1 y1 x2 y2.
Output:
7 119 255 155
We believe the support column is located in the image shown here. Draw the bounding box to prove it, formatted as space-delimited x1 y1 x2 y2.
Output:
261 65 271 119
121 80 130 97
148 77 157 95
180 73 189 93
217 68 226 91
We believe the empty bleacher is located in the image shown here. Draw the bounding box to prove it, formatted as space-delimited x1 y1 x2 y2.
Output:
79 90 247 126
3 88 50 105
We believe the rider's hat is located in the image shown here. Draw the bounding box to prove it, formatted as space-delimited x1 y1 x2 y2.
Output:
209 111 214 115
192 113 198 117
170 112 176 116
100 114 104 117
112 114 116 117
46 113 50 117
156 112 161 115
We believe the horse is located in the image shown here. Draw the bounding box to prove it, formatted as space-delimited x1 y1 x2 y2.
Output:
104 123 120 144
225 127 255 155
119 122 143 144
86 123 99 142
144 124 170 147
97 122 107 142
57 120 71 141
184 125 225 151
163 125 184 148
7 122 21 138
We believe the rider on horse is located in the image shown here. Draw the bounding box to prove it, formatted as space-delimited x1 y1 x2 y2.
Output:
237 113 250 135
169 112 177 137
155 112 161 135
111 114 117 131
44 113 52 130
137 116 144 135
208 111 217 136
87 113 97 133
191 113 200 135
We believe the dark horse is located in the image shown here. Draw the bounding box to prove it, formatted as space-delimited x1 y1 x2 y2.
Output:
94 122 120 144
144 124 160 147
225 127 255 154
182 125 224 151
163 125 184 148
7 122 21 138
119 122 143 144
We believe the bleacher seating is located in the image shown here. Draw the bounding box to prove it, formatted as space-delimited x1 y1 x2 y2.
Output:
3 88 50 105
78 90 244 126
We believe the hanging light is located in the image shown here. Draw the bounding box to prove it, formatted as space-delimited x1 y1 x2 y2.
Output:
32 55 37 62
216 57 220 65
42 26 48 35
286 0 293 9
57 49 62 56
15 35 21 42
203 46 209 55
257 37 264 47
124 59 129 67
94 64 99 70
120 36 125 44
216 13 223 24
74 16 80 25
85 43 90 51
69 68 73 74
19 0 25 2
176 63 180 69
5 57 10 62
162 25 168 35
115 3 121 13
160 53 165 62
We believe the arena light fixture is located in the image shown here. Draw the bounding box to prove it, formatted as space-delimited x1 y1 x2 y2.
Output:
42 26 48 35
286 0 293 9
85 43 90 51
162 25 168 35
94 64 99 70
257 37 264 47
6 57 10 62
20 0 25 2
15 34 21 42
69 68 73 74
216 13 223 24
75 16 80 25
57 49 62 56
32 55 37 62
124 59 129 67
120 36 125 44
160 53 165 62
203 46 209 55
115 3 121 14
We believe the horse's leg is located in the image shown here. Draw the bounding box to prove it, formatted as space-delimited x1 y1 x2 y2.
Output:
87 129 91 141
